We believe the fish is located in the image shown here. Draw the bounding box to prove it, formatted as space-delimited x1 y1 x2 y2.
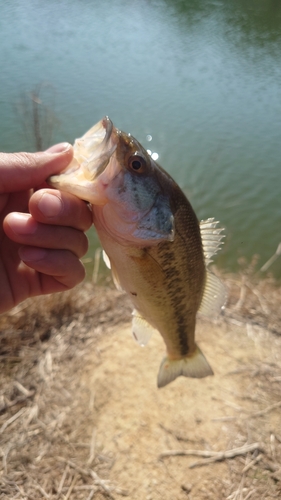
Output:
48 117 226 388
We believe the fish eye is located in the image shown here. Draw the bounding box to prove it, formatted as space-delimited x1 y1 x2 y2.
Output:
128 154 147 173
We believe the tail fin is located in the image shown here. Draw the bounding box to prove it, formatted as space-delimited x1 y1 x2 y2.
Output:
157 346 213 388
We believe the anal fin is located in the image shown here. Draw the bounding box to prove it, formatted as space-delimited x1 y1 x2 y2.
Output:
198 270 227 318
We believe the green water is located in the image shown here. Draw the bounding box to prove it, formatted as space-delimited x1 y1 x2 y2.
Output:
1 0 281 277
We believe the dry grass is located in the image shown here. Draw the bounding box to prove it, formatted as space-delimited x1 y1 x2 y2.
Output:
0 262 281 499
0 284 131 499
221 255 281 336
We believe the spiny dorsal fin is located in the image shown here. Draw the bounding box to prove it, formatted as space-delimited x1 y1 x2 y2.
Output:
198 270 227 318
132 310 156 346
200 218 224 266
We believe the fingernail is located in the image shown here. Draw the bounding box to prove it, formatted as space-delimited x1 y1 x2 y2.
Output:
19 247 47 262
9 213 38 234
37 192 63 217
46 142 71 154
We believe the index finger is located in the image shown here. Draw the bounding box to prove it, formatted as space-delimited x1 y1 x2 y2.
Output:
0 144 73 194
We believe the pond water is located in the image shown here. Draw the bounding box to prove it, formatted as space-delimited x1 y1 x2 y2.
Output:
1 0 281 277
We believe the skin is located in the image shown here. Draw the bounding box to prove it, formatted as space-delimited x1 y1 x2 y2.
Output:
0 143 92 314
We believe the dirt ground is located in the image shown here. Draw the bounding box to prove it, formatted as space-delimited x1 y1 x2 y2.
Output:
0 271 281 499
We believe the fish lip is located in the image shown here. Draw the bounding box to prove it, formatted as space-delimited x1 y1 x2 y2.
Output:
76 116 117 175
88 116 119 180
81 116 114 144
47 115 118 181
46 117 120 205
102 116 114 142
82 116 114 152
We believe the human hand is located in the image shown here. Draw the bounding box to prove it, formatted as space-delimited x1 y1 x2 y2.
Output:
0 144 92 314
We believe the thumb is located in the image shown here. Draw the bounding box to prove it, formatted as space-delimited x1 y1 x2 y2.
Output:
0 143 73 194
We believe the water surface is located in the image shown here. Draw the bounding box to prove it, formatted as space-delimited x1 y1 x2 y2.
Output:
1 0 281 277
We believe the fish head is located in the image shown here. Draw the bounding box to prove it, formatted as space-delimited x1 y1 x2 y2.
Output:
48 117 174 245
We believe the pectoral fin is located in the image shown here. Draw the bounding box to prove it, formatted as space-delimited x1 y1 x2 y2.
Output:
131 310 156 346
102 250 123 291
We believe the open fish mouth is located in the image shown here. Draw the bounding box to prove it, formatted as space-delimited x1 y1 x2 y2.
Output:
47 116 119 204
73 116 116 177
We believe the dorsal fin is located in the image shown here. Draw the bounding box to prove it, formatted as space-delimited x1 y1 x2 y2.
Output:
132 310 156 346
198 270 227 318
200 218 224 266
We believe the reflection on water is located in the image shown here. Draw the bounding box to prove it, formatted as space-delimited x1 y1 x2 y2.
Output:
0 0 281 277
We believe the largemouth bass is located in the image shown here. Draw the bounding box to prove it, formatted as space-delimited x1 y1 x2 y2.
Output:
48 117 226 388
